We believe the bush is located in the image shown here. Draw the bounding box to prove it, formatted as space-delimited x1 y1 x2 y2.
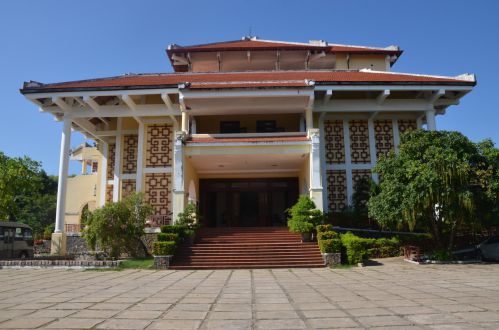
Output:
84 193 153 259
176 203 200 229
316 224 333 234
317 230 339 241
369 237 400 258
152 241 176 256
160 225 186 236
340 232 373 264
287 196 323 234
319 238 342 253
157 233 179 243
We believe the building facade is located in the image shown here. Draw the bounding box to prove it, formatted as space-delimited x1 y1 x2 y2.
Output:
20 37 475 252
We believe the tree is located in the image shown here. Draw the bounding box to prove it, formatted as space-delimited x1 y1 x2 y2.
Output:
84 193 153 259
368 130 491 253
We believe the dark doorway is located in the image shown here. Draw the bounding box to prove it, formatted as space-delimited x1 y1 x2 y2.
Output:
200 178 299 227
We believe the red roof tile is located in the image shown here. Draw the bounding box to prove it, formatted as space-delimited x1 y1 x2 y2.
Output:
21 70 475 93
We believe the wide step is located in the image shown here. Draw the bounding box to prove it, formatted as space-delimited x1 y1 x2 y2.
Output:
169 227 324 270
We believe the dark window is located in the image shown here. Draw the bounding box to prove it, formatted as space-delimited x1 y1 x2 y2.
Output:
256 120 278 133
486 236 499 244
220 121 241 134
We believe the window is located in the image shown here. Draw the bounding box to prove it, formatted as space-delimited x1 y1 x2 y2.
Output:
23 229 33 240
220 121 242 134
256 120 278 133
0 227 3 239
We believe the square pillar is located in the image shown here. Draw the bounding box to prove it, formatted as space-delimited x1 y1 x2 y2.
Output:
426 109 437 131
308 128 323 211
113 118 122 202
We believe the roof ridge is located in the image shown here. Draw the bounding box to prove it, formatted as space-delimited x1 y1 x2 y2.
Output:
329 43 399 51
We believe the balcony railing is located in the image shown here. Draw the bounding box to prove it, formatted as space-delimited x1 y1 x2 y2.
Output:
65 224 84 233
146 214 172 228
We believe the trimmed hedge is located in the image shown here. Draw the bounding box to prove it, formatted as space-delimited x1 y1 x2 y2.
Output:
317 230 339 241
157 233 179 243
340 232 370 264
160 225 186 236
319 238 342 253
152 241 176 256
316 224 333 234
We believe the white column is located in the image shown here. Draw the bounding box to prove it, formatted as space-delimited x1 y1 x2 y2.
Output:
426 109 437 131
305 108 313 131
181 112 189 133
54 117 72 233
99 141 108 207
309 128 323 211
136 122 144 192
319 115 328 212
368 118 379 182
392 119 400 152
113 118 122 202
172 131 185 221
343 120 353 205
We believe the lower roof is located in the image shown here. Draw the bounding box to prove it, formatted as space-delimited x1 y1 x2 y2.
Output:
21 70 476 94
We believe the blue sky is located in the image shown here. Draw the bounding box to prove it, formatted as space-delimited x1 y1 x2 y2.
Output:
1 0 498 174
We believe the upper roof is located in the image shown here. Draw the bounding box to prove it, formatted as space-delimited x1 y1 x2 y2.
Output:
167 37 402 54
21 70 476 94
166 37 403 71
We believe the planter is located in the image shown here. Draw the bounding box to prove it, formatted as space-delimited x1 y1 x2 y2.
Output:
322 252 341 267
301 232 312 242
153 255 172 269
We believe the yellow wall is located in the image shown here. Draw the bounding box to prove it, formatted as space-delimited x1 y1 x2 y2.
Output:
298 155 310 196
195 114 301 133
335 54 387 71
184 157 199 205
65 174 98 225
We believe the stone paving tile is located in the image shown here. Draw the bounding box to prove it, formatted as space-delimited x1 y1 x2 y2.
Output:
301 309 348 318
129 303 172 311
0 317 55 329
96 318 152 329
255 310 300 319
406 313 467 325
69 309 120 319
208 311 252 320
357 315 412 327
147 319 202 329
47 302 94 310
213 304 251 312
348 307 394 316
254 303 294 311
25 309 76 318
163 310 208 320
307 317 359 329
454 311 499 322
203 319 251 330
255 318 307 329
115 310 163 319
44 317 105 329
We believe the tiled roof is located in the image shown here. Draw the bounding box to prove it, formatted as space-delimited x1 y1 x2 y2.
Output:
167 38 402 55
187 135 310 143
21 70 475 93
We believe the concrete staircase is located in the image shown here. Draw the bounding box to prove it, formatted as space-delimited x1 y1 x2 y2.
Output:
169 227 324 269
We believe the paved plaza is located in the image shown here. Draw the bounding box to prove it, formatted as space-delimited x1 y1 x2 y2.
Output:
0 258 498 329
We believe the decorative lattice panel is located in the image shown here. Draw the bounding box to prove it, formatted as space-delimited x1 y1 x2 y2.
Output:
326 170 347 212
122 135 138 174
145 173 171 216
349 120 371 164
398 120 417 136
106 185 113 203
146 124 173 168
324 120 345 164
374 120 394 158
107 144 116 180
121 179 136 198
352 170 372 190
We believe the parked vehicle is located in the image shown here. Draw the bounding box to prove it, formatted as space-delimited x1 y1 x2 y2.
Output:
0 222 34 259
478 236 499 261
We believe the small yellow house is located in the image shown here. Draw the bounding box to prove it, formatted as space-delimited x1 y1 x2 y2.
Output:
20 37 475 254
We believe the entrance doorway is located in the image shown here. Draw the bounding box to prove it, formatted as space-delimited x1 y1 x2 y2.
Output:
200 178 299 227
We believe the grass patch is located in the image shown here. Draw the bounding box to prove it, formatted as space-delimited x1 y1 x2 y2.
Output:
118 257 154 270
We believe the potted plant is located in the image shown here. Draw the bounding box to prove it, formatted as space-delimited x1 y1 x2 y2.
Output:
152 241 176 269
317 231 342 267
183 229 196 245
287 196 322 242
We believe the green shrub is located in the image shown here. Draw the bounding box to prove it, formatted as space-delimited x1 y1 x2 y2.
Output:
287 196 323 234
317 230 339 241
340 232 373 264
369 237 400 258
319 238 342 253
157 233 179 243
152 241 176 256
316 224 333 234
160 225 186 236
176 203 200 229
